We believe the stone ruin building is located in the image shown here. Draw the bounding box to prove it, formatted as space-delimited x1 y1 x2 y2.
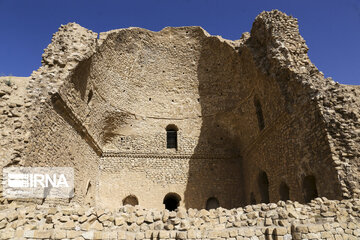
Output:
0 10 359 240
1 9 360 211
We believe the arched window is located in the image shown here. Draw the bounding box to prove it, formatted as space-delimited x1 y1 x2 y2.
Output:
258 171 270 203
254 97 265 131
123 195 139 206
279 182 290 201
166 124 178 149
206 197 220 210
163 192 181 211
303 175 318 203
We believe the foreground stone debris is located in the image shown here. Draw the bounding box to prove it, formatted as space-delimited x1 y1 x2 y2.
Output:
0 198 359 239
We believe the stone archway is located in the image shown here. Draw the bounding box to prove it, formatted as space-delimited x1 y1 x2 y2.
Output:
163 193 181 211
206 197 220 210
279 182 290 201
258 171 270 203
123 195 139 206
303 175 318 202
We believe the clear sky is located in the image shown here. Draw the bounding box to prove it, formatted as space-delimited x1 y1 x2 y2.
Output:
0 0 359 85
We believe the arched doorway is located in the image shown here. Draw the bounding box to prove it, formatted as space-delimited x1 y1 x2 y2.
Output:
122 195 139 206
303 175 318 202
279 182 290 201
205 197 220 210
163 193 181 211
258 171 270 203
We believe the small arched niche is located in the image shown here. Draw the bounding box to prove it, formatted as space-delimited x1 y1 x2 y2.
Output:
254 97 265 131
258 170 270 203
279 182 290 201
122 195 139 206
87 89 93 104
303 175 318 203
206 197 220 210
163 192 181 211
166 124 178 149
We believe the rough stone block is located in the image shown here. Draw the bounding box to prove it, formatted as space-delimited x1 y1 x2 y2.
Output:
308 224 324 233
62 220 75 230
82 231 94 239
33 230 53 239
0 230 14 239
118 230 127 240
67 230 83 238
176 231 187 239
274 227 287 236
135 232 145 240
126 232 136 240
90 220 104 231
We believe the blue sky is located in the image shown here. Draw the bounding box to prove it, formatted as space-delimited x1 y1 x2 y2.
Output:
0 0 359 85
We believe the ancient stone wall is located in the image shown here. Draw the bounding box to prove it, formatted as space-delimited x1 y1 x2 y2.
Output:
0 10 359 211
238 10 360 201
231 11 344 204
20 23 100 205
75 27 248 209
98 154 242 210
0 76 31 169
319 84 360 198
0 198 359 239
0 76 32 204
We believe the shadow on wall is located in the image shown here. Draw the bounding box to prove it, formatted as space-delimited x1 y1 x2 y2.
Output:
183 36 245 209
71 58 91 101
182 31 343 209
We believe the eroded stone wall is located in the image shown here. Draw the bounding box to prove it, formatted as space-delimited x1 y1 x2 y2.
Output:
0 76 31 169
21 23 100 205
231 10 345 204
319 84 360 198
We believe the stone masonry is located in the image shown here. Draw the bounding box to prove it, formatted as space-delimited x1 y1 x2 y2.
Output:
0 9 359 239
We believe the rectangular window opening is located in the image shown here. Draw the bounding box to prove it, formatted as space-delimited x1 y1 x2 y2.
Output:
167 131 177 149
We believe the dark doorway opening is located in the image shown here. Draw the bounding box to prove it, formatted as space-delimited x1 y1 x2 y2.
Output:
163 193 181 211
123 195 138 206
279 182 290 201
258 171 270 203
303 175 318 202
206 197 220 210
